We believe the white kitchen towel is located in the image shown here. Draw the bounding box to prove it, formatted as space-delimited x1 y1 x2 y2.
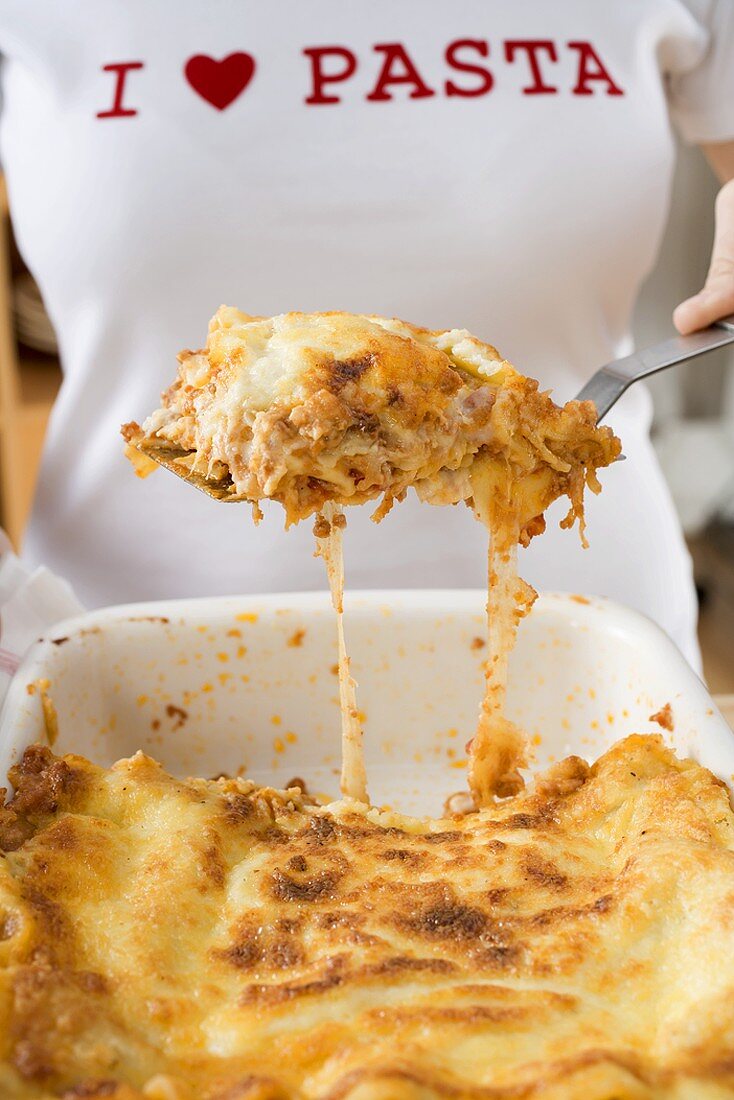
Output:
0 531 84 708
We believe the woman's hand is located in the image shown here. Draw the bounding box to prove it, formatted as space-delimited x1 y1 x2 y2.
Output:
673 177 734 334
674 142 734 335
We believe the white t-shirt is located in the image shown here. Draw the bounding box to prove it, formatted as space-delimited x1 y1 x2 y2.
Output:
1 1 732 669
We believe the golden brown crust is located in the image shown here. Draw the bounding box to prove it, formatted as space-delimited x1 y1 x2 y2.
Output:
123 308 620 534
1 736 733 1099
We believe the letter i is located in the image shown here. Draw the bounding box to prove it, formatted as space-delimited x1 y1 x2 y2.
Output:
96 62 144 119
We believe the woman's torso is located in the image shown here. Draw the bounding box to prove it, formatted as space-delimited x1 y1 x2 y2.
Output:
0 1 705 661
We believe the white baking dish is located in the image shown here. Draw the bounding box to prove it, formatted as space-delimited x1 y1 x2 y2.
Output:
0 590 731 815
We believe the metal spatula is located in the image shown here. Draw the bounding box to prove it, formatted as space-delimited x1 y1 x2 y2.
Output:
576 315 734 421
131 442 241 501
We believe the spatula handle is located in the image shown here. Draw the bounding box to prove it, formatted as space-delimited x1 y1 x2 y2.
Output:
577 315 734 421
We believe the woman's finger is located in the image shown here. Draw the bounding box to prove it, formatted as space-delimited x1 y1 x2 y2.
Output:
673 270 734 333
674 179 734 334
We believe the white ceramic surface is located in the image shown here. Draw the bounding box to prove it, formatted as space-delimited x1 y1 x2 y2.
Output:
0 590 731 816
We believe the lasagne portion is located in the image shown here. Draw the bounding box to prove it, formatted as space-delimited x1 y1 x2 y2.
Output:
1 736 734 1099
123 309 621 806
123 307 619 533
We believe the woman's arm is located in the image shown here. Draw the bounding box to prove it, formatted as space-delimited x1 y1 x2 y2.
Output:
673 140 734 334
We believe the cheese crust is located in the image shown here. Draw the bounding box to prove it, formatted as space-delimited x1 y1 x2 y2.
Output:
122 308 620 533
2 736 734 1099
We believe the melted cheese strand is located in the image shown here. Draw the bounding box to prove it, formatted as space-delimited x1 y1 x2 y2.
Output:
315 503 368 803
470 460 536 806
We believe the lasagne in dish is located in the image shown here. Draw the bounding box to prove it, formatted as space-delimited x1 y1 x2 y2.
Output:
123 308 620 808
1 736 734 1100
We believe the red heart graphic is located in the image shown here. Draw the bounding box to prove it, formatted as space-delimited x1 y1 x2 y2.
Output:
184 52 256 110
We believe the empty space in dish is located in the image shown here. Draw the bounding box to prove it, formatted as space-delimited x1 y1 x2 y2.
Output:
0 590 731 816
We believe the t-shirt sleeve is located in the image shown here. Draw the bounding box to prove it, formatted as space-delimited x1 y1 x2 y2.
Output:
667 0 734 144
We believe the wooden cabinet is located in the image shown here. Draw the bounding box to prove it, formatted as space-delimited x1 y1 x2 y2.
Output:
0 175 61 547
